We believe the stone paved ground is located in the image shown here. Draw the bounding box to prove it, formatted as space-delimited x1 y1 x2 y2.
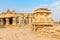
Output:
0 25 60 40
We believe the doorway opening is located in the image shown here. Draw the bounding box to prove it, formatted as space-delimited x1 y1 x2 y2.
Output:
9 17 13 24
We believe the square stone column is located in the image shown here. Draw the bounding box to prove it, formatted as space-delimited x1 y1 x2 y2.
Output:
0 18 4 25
18 17 21 24
6 18 9 25
13 17 16 25
29 17 32 24
18 17 23 24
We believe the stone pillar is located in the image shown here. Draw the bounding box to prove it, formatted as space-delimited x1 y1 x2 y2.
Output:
0 19 1 24
0 18 1 25
6 18 9 25
13 17 16 25
0 18 6 28
29 17 32 24
33 25 37 32
18 17 21 24
0 18 3 25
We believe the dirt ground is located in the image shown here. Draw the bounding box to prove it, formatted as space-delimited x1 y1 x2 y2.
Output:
0 25 60 40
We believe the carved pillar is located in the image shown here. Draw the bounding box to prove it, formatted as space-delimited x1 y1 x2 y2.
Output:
13 17 16 25
0 18 3 25
6 18 9 25
0 19 2 25
33 25 37 32
29 17 32 24
21 16 24 24
18 17 21 24
0 18 1 24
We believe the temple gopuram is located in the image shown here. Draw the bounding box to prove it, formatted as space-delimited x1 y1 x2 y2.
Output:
0 8 54 29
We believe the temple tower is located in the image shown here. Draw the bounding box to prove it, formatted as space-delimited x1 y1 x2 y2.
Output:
32 8 54 31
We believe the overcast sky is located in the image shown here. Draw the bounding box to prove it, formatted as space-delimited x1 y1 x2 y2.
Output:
0 0 60 21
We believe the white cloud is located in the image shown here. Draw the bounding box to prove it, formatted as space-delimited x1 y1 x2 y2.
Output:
50 1 60 21
51 1 60 8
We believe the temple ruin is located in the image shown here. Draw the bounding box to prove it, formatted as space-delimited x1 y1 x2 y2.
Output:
0 8 54 29
32 8 54 31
